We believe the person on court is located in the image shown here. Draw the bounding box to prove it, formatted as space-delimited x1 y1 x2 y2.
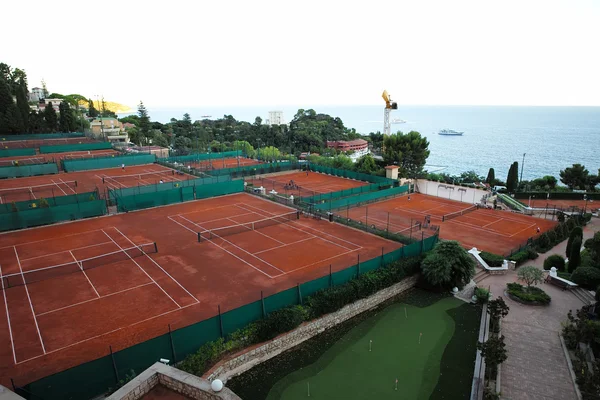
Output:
159 180 164 184
536 227 540 233
121 163 125 170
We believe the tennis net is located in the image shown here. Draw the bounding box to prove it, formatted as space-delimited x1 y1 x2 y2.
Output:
442 205 478 222
198 212 299 241
0 242 157 290
102 169 175 183
0 181 78 197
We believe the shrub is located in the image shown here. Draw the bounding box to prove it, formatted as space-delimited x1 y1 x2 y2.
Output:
475 287 490 303
506 283 551 305
480 251 504 268
571 267 600 290
543 254 566 271
566 227 584 258
38 198 50 208
509 247 538 266
569 237 582 272
255 305 308 342
421 241 475 289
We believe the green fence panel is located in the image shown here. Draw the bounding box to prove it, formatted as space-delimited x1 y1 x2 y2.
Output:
172 316 222 361
160 150 242 163
210 161 300 178
0 148 37 157
264 287 299 314
0 163 58 178
332 264 358 286
22 355 116 400
360 257 382 274
1 132 85 141
0 191 98 214
301 183 383 203
113 334 172 380
513 191 600 201
195 179 244 200
403 241 421 258
422 235 438 252
309 164 396 186
221 300 263 336
109 175 231 200
300 275 331 299
314 184 409 211
181 186 195 202
116 188 183 212
63 154 156 172
39 142 112 154
382 247 403 265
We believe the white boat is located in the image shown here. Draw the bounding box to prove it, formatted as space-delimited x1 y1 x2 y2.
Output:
438 129 463 136
391 118 406 124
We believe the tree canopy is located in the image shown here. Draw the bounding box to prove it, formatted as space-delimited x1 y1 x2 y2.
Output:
421 241 475 289
559 164 599 190
382 131 430 178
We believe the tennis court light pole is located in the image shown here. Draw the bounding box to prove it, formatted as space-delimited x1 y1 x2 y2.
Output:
520 153 526 183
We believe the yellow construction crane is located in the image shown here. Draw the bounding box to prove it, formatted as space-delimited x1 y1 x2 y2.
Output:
382 90 398 135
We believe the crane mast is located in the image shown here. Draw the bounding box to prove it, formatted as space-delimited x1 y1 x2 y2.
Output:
381 90 398 136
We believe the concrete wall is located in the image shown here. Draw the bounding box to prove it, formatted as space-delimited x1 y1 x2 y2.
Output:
416 179 489 205
206 275 418 383
106 362 241 400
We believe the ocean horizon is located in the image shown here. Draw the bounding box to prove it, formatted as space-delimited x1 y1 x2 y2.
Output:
121 105 600 183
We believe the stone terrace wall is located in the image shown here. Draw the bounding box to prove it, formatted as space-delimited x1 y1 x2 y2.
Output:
206 275 418 382
107 362 241 400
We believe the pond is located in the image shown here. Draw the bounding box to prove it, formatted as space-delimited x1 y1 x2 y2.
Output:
228 290 481 400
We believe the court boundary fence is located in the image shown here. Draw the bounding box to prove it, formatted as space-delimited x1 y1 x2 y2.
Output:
16 233 438 400
0 148 37 158
1 132 85 141
308 164 397 186
39 142 112 154
0 162 59 179
62 153 156 172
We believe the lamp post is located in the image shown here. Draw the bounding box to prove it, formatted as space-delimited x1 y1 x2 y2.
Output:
520 153 526 183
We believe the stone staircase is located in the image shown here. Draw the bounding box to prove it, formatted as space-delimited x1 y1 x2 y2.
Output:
571 287 596 305
474 268 489 283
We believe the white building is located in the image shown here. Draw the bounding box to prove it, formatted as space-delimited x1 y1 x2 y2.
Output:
266 111 285 126
29 87 45 102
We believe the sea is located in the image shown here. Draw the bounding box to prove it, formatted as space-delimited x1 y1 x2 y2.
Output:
127 105 600 182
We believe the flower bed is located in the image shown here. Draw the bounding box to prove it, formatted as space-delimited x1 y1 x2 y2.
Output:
506 283 551 305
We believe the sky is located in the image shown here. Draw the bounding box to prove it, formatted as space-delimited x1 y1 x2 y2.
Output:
2 0 599 108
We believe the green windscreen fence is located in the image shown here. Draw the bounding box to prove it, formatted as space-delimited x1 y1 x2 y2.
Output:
301 183 383 204
18 231 438 400
309 164 397 186
0 163 58 178
0 148 36 158
0 198 107 232
108 175 231 200
115 180 243 212
1 132 85 141
0 191 97 214
39 142 112 154
312 184 409 211
160 150 242 163
62 154 156 172
210 161 301 178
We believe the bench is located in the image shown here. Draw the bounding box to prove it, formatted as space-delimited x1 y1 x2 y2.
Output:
546 274 577 291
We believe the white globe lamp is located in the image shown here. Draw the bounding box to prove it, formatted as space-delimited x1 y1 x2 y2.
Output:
211 379 223 392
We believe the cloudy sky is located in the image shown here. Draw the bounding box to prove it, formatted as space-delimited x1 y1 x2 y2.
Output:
2 0 599 108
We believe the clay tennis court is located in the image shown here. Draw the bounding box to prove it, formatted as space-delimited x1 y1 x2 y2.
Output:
0 192 399 387
248 170 369 198
1 137 97 149
343 193 556 255
183 156 262 171
0 164 193 203
0 149 120 167
519 198 598 213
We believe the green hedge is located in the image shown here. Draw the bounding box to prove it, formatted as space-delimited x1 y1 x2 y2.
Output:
480 252 504 268
570 267 600 290
543 255 566 271
506 283 551 305
178 256 422 377
508 247 538 266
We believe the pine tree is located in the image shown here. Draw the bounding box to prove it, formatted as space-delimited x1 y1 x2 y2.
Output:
87 99 98 118
138 101 151 145
43 101 58 132
15 78 29 132
566 226 583 258
486 168 495 185
569 237 582 272
506 162 519 192
59 101 75 132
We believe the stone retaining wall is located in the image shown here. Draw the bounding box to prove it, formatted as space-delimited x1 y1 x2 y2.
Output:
206 275 418 382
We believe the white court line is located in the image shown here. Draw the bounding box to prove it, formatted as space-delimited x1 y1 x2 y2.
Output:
36 282 154 317
0 229 106 250
272 249 359 278
69 251 99 298
0 264 17 364
101 230 181 308
223 217 286 246
112 227 200 304
446 219 513 238
102 175 126 188
178 216 285 274
176 212 254 227
168 216 274 279
29 188 36 199
482 219 502 229
16 301 195 365
14 247 46 354
50 180 68 196
173 203 248 219
59 178 77 194
95 174 119 190
253 236 316 255
20 241 114 262
510 223 538 238
253 228 286 245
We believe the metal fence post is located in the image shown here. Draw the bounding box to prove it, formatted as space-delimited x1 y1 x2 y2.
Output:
168 324 176 362
329 264 333 287
218 305 224 338
357 254 360 278
297 283 303 305
261 291 266 318
110 345 120 383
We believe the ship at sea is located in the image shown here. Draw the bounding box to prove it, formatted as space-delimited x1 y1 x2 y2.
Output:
438 129 464 136
391 118 406 124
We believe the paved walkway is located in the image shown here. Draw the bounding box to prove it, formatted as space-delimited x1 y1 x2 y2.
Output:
478 218 598 400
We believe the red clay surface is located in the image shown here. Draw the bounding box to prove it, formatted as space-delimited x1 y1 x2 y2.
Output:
0 192 399 387
520 198 599 212
1 137 97 149
0 164 194 203
185 157 262 171
343 193 557 255
0 149 120 167
249 170 369 198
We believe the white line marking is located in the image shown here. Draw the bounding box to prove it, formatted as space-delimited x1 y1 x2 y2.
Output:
253 236 316 255
168 216 275 278
36 282 154 317
0 264 17 364
50 180 68 196
272 249 359 277
69 251 99 298
510 223 538 238
101 230 181 308
59 178 77 194
253 228 286 245
111 227 200 304
20 241 114 262
14 247 46 354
